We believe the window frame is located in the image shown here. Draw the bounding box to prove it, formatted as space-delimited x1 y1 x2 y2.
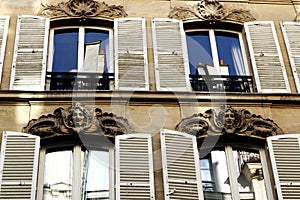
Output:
185 29 250 76
47 26 114 74
36 145 115 200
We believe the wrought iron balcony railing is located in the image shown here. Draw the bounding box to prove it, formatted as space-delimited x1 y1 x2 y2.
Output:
46 72 114 91
190 74 254 92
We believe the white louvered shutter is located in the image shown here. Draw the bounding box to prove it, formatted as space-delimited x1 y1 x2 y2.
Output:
0 16 9 84
281 22 300 93
116 134 155 199
245 21 290 93
267 134 300 200
152 19 191 91
10 15 49 91
0 131 40 199
160 129 203 200
114 18 149 90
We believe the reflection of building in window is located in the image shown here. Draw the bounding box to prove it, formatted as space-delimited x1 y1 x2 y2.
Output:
200 147 268 200
83 41 105 73
43 149 111 200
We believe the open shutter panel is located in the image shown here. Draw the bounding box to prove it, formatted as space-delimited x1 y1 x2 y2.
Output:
114 18 149 91
152 19 191 91
10 15 49 91
0 131 40 199
0 16 9 84
245 21 290 93
160 129 203 200
281 22 300 93
267 134 300 200
116 134 155 199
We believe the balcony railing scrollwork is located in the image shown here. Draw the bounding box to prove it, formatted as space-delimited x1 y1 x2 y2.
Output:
46 72 114 91
190 74 254 92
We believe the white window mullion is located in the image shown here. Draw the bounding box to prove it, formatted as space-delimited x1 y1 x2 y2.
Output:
238 33 250 75
259 148 275 200
47 29 55 72
77 27 85 72
72 145 82 200
36 148 46 200
209 29 220 73
109 148 115 200
224 146 240 200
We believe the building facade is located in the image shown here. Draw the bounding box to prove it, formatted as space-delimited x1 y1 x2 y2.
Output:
0 0 300 199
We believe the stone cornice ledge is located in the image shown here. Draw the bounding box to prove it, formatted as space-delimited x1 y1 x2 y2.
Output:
0 91 300 105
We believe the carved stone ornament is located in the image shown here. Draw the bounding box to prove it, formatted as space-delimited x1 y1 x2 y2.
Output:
169 0 255 23
23 102 130 139
38 0 127 19
175 106 284 139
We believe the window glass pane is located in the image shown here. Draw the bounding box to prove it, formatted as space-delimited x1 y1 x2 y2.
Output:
215 32 245 76
43 150 73 199
201 149 232 200
233 149 268 200
82 150 110 200
53 29 79 72
186 32 213 74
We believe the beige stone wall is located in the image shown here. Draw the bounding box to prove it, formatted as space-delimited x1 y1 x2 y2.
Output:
0 0 299 91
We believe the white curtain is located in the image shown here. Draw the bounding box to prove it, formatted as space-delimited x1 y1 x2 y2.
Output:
231 43 245 75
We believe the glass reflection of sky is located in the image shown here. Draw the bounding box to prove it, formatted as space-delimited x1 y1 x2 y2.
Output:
187 31 244 75
186 32 213 75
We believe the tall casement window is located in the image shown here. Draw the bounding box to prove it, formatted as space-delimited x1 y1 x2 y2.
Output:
186 30 248 76
199 146 270 200
186 29 254 93
47 27 113 91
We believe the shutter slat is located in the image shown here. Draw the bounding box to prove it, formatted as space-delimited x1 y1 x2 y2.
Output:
281 22 300 93
267 135 300 200
160 129 203 200
116 134 155 200
0 131 40 199
245 21 290 93
10 15 49 91
115 18 149 90
152 19 191 91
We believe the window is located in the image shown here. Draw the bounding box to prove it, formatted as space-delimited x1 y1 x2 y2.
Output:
41 146 113 200
186 30 248 76
200 146 269 200
47 27 113 90
50 28 110 73
186 30 253 93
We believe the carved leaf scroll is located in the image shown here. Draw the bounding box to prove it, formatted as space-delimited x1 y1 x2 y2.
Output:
176 106 284 139
38 0 127 19
169 0 255 23
23 102 130 139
